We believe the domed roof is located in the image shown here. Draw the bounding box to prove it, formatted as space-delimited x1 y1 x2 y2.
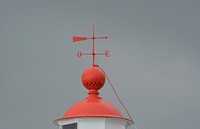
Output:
62 96 123 119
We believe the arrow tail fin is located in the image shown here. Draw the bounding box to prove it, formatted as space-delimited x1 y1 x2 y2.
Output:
73 36 87 42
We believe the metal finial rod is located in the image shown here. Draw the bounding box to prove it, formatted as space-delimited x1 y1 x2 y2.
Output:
92 24 95 66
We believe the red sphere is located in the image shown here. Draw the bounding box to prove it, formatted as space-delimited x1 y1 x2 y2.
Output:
81 66 105 90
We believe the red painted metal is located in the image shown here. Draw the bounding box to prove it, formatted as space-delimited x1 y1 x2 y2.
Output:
54 26 134 125
54 66 129 121
77 51 82 58
81 66 105 91
104 50 110 57
73 36 87 42
62 95 124 119
55 67 124 121
73 25 109 66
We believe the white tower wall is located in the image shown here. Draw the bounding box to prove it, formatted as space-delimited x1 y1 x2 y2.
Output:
56 118 131 129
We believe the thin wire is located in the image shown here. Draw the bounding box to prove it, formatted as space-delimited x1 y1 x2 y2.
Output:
106 73 134 122
107 74 138 129
103 70 139 129
99 67 137 125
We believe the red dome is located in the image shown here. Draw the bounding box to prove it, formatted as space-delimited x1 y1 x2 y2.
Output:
62 96 123 119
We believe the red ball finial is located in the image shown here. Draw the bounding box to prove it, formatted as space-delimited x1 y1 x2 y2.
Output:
81 66 105 92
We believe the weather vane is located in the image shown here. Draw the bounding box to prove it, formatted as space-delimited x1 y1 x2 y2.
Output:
72 25 110 67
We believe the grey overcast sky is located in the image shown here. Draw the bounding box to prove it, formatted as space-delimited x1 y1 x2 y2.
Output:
0 0 200 129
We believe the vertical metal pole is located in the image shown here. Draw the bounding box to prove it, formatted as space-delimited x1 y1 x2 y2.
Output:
92 24 95 67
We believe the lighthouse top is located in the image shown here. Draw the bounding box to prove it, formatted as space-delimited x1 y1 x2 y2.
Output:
54 65 132 124
54 25 133 126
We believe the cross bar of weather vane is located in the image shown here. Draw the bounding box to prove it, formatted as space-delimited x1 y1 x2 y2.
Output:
73 25 110 66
